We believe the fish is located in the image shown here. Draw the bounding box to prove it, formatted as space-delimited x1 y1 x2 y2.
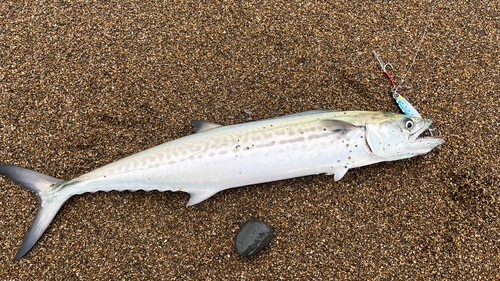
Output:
0 109 444 261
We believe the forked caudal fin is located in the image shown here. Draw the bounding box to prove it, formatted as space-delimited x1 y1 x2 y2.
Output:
0 164 69 261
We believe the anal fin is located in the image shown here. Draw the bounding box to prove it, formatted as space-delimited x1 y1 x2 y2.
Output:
186 189 220 206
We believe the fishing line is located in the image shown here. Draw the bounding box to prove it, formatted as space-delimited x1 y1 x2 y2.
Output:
395 0 439 92
374 0 439 93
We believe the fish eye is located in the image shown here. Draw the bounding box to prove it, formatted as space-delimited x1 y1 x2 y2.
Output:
404 119 414 129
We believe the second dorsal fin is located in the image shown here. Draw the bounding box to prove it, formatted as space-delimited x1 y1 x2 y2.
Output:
191 120 223 133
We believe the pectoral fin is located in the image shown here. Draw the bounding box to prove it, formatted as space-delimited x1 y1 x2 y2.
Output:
326 167 349 181
319 120 357 132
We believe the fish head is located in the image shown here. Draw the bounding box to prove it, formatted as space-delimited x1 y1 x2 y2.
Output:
365 113 444 161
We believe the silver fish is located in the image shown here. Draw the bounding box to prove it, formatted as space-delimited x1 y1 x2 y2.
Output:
0 109 444 261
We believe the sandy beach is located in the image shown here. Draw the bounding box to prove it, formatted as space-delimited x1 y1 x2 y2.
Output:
0 0 498 279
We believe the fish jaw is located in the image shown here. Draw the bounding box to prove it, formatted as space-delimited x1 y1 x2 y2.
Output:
407 119 445 155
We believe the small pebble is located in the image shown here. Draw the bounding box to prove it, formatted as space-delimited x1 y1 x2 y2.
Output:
235 219 274 257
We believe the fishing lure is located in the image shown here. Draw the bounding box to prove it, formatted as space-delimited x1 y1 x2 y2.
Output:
373 50 422 118
373 50 439 137
372 0 438 118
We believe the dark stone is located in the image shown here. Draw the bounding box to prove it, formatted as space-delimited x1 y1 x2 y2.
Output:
235 219 274 257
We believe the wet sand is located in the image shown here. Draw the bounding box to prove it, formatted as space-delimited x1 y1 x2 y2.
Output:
0 0 498 279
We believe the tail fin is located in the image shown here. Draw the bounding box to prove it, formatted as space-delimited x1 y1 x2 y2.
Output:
0 164 69 261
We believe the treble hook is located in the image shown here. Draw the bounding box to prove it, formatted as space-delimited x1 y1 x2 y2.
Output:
374 50 423 118
373 50 401 93
383 62 395 73
373 50 387 71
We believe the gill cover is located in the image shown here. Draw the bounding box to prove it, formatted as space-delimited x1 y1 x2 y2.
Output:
365 115 437 159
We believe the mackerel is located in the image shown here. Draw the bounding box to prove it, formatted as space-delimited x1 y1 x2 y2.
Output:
0 109 444 261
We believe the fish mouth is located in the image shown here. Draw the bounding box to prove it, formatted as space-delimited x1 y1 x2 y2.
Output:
409 121 445 147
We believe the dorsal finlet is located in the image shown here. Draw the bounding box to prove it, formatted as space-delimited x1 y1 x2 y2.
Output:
191 120 223 133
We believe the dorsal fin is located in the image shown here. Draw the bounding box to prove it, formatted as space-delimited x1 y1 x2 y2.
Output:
191 120 223 133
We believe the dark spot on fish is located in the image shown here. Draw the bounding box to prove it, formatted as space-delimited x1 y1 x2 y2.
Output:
348 156 351 159
246 147 250 150
323 128 327 131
